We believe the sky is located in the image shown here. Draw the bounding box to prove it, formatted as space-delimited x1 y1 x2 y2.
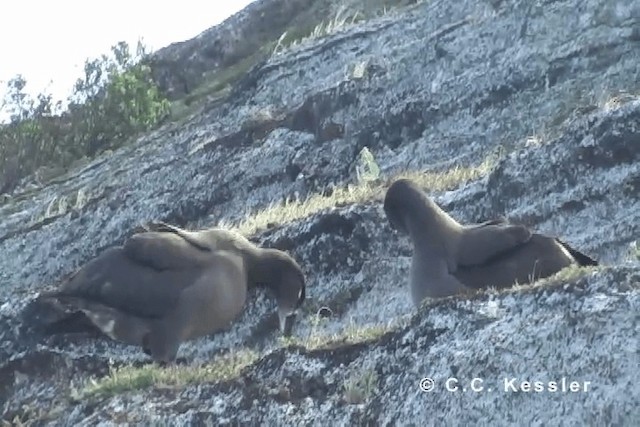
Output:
0 0 256 105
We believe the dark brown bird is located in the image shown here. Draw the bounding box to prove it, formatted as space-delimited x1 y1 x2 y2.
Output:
39 221 306 363
383 178 597 306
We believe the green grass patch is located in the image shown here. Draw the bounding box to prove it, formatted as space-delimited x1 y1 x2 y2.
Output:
74 350 257 400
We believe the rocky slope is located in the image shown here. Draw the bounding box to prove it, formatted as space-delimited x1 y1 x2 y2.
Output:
1 0 639 424
149 0 417 100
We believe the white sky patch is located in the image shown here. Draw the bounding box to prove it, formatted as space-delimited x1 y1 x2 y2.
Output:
0 0 256 103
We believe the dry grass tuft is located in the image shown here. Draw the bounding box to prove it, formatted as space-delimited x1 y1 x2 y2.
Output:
281 313 406 351
343 368 379 404
233 157 495 236
28 186 91 226
273 6 363 55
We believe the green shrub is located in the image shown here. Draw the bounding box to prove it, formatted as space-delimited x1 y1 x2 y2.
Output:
0 41 169 194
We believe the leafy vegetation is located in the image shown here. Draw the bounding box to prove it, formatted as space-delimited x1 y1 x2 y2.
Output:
0 41 169 195
0 0 426 197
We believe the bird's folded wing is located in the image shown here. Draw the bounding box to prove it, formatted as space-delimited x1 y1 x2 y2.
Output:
54 247 201 318
457 222 531 267
124 231 214 270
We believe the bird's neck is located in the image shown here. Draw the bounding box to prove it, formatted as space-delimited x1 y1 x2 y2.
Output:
244 247 277 289
404 199 460 252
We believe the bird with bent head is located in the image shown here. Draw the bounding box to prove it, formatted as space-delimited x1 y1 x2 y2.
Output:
37 221 306 364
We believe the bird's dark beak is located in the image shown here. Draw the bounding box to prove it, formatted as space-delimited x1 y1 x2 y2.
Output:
278 307 297 337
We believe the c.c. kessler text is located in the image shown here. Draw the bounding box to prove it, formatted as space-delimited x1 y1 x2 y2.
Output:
503 377 591 393
440 377 591 393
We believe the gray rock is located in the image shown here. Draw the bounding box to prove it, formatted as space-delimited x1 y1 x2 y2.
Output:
1 0 639 424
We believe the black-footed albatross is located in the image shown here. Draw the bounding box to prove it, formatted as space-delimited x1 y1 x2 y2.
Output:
37 221 306 363
383 178 597 306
